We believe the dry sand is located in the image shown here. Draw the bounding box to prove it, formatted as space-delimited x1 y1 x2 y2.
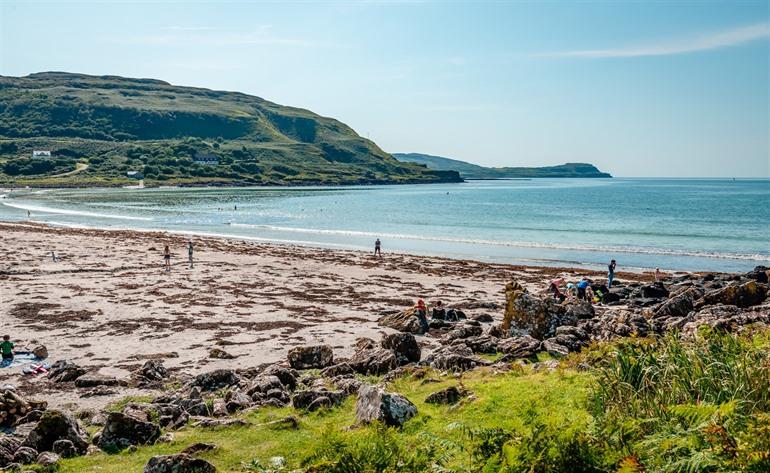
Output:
0 222 651 409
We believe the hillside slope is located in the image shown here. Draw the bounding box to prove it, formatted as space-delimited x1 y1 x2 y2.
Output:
0 73 460 186
394 152 612 179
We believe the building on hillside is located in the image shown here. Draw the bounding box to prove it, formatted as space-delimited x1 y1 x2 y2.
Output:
126 170 144 180
194 152 219 165
32 150 52 158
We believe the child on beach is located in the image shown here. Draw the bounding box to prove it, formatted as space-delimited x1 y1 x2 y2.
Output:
1 335 14 366
163 245 171 272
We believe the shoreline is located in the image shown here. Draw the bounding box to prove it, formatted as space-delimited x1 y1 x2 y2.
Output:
0 221 665 410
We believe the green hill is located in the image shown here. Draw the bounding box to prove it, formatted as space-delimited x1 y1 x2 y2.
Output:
394 152 612 179
0 72 461 187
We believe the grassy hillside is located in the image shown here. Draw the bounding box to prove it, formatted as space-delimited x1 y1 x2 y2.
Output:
58 330 770 472
394 152 612 179
0 73 461 187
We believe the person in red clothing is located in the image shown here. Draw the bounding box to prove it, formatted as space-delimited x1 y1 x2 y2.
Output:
414 299 429 334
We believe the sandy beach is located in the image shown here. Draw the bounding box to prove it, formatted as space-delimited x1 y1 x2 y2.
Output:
0 222 654 409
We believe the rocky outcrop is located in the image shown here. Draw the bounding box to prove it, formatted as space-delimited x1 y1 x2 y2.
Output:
287 345 334 370
378 309 425 334
654 287 702 318
697 281 767 308
144 454 216 473
348 340 399 375
136 360 169 382
23 410 89 455
355 384 417 427
381 333 421 363
497 335 541 359
292 389 346 411
502 282 574 340
426 344 488 372
97 412 161 452
47 360 86 383
190 369 240 391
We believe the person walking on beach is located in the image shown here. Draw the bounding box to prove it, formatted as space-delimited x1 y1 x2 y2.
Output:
1 335 14 366
374 238 382 258
607 259 617 288
187 240 194 269
163 245 171 272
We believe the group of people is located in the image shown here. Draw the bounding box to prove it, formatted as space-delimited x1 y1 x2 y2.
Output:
162 240 195 272
547 259 618 304
412 299 463 333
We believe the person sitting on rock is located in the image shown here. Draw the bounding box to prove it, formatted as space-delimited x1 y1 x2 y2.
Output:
414 299 430 333
1 335 14 366
585 285 596 303
431 300 446 320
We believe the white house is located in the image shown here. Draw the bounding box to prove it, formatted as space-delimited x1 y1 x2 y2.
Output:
194 152 219 165
32 150 52 158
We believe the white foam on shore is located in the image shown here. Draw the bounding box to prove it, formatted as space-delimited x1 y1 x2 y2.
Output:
2 201 153 221
230 223 770 262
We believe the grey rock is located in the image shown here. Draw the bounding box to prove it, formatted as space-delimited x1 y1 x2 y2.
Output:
355 384 417 427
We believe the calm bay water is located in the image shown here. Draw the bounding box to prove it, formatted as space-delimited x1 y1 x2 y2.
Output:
1 179 768 272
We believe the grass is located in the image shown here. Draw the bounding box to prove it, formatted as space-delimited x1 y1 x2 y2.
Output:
57 329 770 472
60 367 592 472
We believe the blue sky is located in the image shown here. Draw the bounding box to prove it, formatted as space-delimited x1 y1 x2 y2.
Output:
1 1 768 177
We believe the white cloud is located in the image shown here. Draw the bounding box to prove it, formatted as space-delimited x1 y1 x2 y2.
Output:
553 22 769 58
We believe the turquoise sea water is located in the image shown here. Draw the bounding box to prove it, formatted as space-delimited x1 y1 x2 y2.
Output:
1 179 768 272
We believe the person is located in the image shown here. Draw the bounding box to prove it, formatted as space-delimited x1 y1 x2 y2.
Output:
576 277 592 300
187 240 194 269
431 300 446 320
51 251 58 263
565 282 576 301
655 268 662 282
586 285 596 303
26 210 30 218
1 335 14 366
548 277 566 302
414 299 430 333
374 238 382 258
163 245 171 272
607 259 617 288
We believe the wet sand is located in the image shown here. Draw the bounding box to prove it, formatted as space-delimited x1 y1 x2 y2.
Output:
0 222 652 409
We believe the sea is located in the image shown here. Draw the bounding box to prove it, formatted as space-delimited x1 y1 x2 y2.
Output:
1 178 768 273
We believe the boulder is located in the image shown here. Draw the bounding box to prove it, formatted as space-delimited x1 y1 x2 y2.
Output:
378 309 425 334
503 285 572 339
654 288 702 318
12 447 37 465
224 390 252 414
445 322 484 340
698 281 767 308
640 282 670 299
0 436 21 467
564 302 594 320
473 313 494 323
261 365 299 391
355 384 417 427
746 266 769 284
427 345 488 372
292 390 345 410
425 386 465 405
541 339 569 358
320 363 355 378
348 347 398 376
23 410 89 456
96 412 161 452
52 439 78 459
137 360 169 381
380 333 421 363
245 376 283 398
462 335 499 354
74 374 121 388
497 335 541 359
209 348 234 360
47 360 86 383
181 443 216 456
287 345 334 370
143 454 216 473
190 369 240 391
35 451 60 469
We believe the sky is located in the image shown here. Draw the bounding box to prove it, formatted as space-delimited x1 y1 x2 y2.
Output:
0 0 768 177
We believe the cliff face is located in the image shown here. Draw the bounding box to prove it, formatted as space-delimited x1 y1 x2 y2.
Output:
0 72 460 186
